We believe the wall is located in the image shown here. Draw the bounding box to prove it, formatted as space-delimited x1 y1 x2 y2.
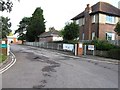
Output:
99 24 116 40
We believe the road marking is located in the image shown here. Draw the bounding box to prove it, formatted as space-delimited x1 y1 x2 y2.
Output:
0 51 16 74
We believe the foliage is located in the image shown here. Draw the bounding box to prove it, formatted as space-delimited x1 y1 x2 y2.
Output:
0 54 7 63
84 39 119 51
108 49 120 60
15 17 30 42
0 0 13 12
0 16 11 38
61 22 79 41
26 7 46 42
114 21 120 36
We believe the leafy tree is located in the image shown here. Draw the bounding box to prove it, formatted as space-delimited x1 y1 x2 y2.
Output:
0 16 11 38
26 7 46 42
0 0 13 12
15 17 30 42
114 21 120 36
62 22 79 41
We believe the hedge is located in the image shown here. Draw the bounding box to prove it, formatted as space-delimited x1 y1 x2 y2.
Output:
108 49 120 60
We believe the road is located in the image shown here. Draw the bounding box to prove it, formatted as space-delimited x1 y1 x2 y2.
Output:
2 44 118 88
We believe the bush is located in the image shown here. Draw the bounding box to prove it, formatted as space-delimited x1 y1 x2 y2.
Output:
91 40 117 51
108 49 120 60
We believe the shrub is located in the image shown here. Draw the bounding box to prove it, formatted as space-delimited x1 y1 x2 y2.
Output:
91 40 117 51
108 49 120 60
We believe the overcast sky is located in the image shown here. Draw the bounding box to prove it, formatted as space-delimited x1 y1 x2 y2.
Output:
2 0 120 32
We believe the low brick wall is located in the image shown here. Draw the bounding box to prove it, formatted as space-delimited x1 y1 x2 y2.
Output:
86 50 108 57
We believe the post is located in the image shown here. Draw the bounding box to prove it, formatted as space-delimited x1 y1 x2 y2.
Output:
84 45 87 55
77 43 83 56
75 44 77 56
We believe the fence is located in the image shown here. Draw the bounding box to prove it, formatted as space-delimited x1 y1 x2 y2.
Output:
24 42 75 53
80 40 120 46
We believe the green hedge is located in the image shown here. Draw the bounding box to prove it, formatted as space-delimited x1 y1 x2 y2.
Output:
90 40 119 51
108 49 120 60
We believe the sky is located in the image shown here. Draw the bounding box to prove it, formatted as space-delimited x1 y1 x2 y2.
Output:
2 0 120 32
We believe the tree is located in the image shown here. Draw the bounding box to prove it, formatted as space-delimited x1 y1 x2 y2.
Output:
0 0 20 12
0 16 11 38
61 22 79 41
15 17 30 42
114 21 120 36
26 7 46 42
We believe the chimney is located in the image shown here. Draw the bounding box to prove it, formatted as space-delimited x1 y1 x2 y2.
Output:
87 4 90 7
85 4 92 13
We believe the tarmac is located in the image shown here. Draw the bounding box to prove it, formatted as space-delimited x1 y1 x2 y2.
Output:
0 47 119 73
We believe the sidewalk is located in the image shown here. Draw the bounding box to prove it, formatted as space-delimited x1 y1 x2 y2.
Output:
49 48 119 64
25 45 119 64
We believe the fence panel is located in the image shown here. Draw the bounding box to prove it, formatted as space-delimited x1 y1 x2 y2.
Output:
24 42 75 53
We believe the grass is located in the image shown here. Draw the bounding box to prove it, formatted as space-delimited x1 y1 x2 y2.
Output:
0 54 7 63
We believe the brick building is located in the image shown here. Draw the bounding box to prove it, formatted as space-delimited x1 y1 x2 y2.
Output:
71 2 120 40
39 27 63 42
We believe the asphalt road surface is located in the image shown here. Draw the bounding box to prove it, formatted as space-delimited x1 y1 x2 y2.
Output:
2 44 118 88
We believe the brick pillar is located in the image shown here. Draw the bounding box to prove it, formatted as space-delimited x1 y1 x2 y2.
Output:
0 39 7 55
77 43 83 56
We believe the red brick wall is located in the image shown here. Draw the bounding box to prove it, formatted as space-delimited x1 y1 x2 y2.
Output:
99 24 116 40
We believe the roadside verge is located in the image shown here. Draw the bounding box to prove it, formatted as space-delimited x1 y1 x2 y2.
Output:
0 51 16 74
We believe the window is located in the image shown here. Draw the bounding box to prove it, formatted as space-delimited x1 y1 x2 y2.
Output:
92 15 96 23
76 20 79 25
82 33 85 40
106 15 116 24
82 18 85 25
79 18 85 26
106 32 115 40
92 32 95 40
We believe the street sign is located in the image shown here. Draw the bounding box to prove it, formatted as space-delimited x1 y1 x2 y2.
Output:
88 45 94 50
0 44 7 48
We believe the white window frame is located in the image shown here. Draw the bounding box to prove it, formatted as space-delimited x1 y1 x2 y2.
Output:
82 33 85 40
106 15 116 24
92 32 95 40
92 15 96 23
106 32 115 40
76 20 79 25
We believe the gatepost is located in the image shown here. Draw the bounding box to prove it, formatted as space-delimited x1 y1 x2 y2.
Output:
0 39 7 55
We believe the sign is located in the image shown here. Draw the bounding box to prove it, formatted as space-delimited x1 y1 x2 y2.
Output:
88 45 94 50
79 43 83 48
63 44 74 51
0 44 7 48
2 41 5 44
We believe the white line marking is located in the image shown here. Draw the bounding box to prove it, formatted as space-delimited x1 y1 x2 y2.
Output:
0 51 16 74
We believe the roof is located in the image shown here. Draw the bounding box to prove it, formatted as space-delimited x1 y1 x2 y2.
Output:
39 30 60 38
72 2 120 20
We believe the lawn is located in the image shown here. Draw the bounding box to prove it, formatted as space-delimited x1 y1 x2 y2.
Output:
0 54 7 63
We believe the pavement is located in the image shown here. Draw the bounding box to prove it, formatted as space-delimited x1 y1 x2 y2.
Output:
43 48 119 65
